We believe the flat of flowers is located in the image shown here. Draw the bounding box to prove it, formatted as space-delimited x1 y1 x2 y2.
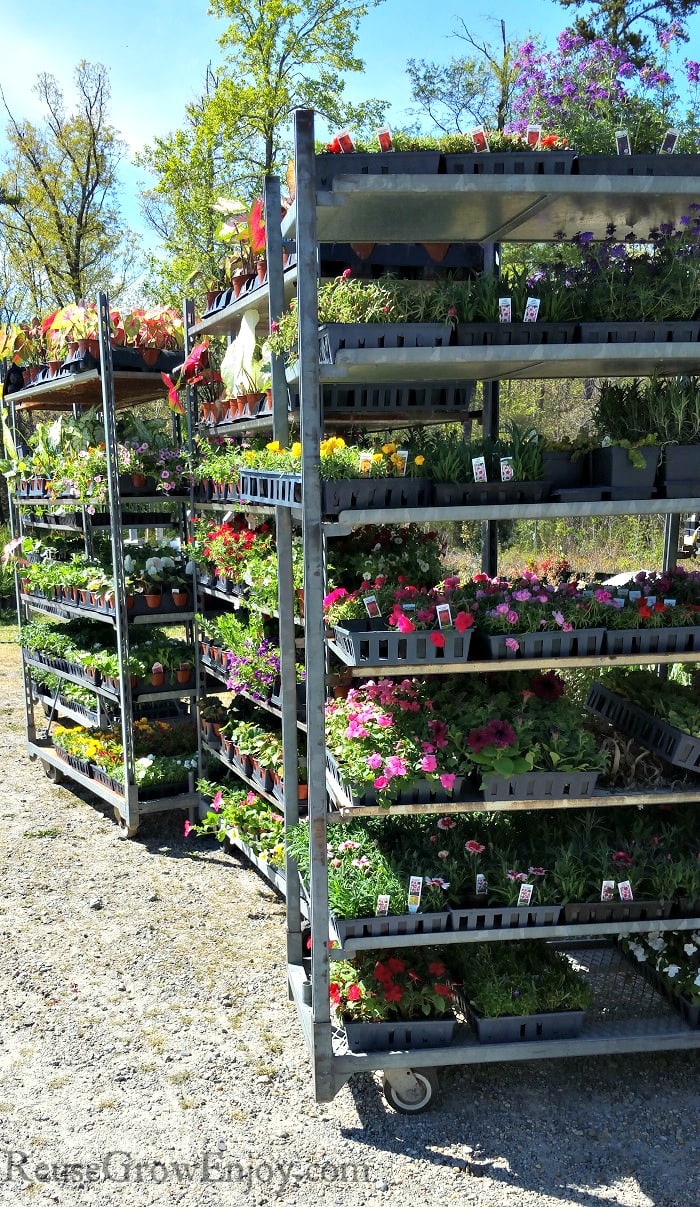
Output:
432 480 550 506
563 899 675 924
330 912 450 944
292 381 475 415
585 681 700 774
321 477 430 513
448 904 562 930
238 469 301 506
482 627 605 660
467 1005 586 1043
574 153 700 176
603 626 700 655
326 751 465 810
318 322 453 364
341 1017 456 1053
456 322 576 346
630 958 700 1028
443 150 575 175
328 620 473 666
315 150 442 190
481 770 600 801
579 321 700 343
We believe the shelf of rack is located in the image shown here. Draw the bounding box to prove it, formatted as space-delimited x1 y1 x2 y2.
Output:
190 265 298 337
281 173 700 245
31 691 106 729
12 369 173 412
201 739 283 810
324 649 700 676
20 595 194 626
28 740 200 816
201 661 308 730
323 496 700 530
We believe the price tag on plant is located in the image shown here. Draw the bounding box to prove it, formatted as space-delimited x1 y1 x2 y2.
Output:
615 129 631 155
500 457 514 482
358 451 373 476
436 602 453 629
618 880 634 902
470 125 490 153
407 875 423 914
628 590 642 601
362 594 382 620
395 449 409 476
660 128 679 154
664 598 676 607
526 124 542 148
517 883 533 906
523 297 540 323
601 879 615 902
375 894 390 916
472 456 488 483
498 297 512 323
336 129 355 153
401 602 416 614
646 595 657 606
376 125 393 152
475 873 488 895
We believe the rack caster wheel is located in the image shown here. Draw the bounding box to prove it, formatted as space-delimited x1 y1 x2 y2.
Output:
382 1068 438 1114
112 808 139 839
41 760 64 785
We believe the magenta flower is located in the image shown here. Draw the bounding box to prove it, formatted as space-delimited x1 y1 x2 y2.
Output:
366 752 383 770
504 637 520 652
183 819 192 838
211 790 224 813
465 840 485 856
437 816 456 830
385 755 407 778
439 773 456 791
484 719 517 749
420 754 438 773
373 775 389 790
506 610 519 625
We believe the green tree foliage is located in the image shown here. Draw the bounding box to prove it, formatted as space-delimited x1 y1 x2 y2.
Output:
408 20 517 134
0 62 141 311
557 0 700 64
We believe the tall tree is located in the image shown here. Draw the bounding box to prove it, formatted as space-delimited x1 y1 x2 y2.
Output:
140 0 387 301
408 20 517 134
0 61 141 311
557 0 700 63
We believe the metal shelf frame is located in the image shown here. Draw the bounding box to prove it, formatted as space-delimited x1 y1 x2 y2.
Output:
282 110 700 1108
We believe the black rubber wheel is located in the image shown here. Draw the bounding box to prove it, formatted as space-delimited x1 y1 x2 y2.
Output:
382 1068 438 1114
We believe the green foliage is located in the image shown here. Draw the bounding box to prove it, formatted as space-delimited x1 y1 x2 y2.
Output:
556 0 698 65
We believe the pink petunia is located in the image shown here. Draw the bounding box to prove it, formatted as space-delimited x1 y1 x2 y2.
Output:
211 790 224 813
373 775 389 790
420 754 438 772
366 752 383 770
440 773 456 791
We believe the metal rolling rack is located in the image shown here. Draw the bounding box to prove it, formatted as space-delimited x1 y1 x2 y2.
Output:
280 109 700 1112
7 293 199 836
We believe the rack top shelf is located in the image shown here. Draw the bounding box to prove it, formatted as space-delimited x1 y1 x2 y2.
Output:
282 174 700 244
190 265 298 337
12 369 172 412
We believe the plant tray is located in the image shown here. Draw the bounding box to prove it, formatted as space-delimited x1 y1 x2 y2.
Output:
456 322 576 346
320 241 485 275
579 321 700 343
342 1016 456 1053
326 751 464 810
603 626 700 655
315 150 442 189
563 899 675 923
585 681 700 773
481 770 600 801
250 761 274 793
468 1006 586 1043
318 322 453 364
90 766 122 794
329 912 450 944
482 627 605 660
448 904 562 930
55 750 95 778
632 959 700 1027
238 469 301 506
444 150 575 175
432 480 549 506
270 678 306 718
321 477 431 514
575 153 700 176
292 381 476 415
329 620 473 666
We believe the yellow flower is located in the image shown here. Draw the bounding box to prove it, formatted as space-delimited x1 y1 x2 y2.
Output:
414 455 425 465
390 454 403 469
291 442 302 457
382 442 397 454
266 440 281 453
372 452 383 463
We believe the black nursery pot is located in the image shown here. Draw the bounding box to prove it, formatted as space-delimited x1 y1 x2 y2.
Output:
541 450 584 490
661 444 700 497
589 445 660 495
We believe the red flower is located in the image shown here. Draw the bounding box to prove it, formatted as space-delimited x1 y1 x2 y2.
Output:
454 610 474 632
654 601 665 612
428 961 446 976
433 984 453 999
430 632 445 648
638 604 652 619
386 956 406 975
374 960 391 983
346 983 362 1002
330 983 341 1006
383 984 403 1003
612 850 634 866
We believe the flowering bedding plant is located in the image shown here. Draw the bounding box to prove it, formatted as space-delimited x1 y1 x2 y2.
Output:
450 941 593 1018
330 948 456 1023
622 930 700 1005
190 781 285 865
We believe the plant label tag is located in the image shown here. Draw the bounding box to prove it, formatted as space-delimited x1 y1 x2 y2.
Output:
407 875 423 913
500 457 515 481
475 873 488 895
376 125 393 152
523 297 540 323
628 590 642 601
395 449 409 476
401 602 416 614
660 128 679 154
618 879 634 901
517 883 533 906
498 297 512 323
646 595 657 606
614 597 626 608
358 451 373 476
436 602 453 629
336 129 356 153
615 129 631 155
472 456 488 482
526 124 542 148
601 879 615 901
363 594 382 619
664 598 676 607
470 125 490 153
375 894 390 915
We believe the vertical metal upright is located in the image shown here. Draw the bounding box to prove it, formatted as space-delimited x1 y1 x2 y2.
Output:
294 110 334 1097
480 242 500 577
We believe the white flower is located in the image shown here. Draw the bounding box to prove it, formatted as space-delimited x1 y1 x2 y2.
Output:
169 538 181 551
419 560 429 572
665 964 680 979
123 554 135 573
145 556 162 573
648 936 666 952
683 943 697 957
160 557 175 570
694 973 700 988
372 543 381 552
362 572 371 580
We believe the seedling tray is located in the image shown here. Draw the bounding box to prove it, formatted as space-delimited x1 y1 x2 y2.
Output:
329 620 473 666
585 681 700 773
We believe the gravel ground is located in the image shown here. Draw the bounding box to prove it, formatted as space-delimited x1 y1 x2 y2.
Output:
1 632 699 1207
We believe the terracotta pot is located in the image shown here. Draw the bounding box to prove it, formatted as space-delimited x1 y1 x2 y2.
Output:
141 347 159 367
298 784 309 802
235 396 247 417
232 274 251 299
350 242 376 259
422 242 450 262
176 666 192 685
256 259 267 285
67 342 79 359
130 674 139 690
171 590 189 608
202 401 215 423
144 592 163 609
48 359 62 378
242 392 260 415
87 339 100 360
79 589 90 604
211 723 222 738
150 671 165 687
205 290 219 310
130 472 147 489
295 588 304 617
125 595 135 611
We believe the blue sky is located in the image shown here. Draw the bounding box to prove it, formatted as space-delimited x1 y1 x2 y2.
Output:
0 0 698 250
